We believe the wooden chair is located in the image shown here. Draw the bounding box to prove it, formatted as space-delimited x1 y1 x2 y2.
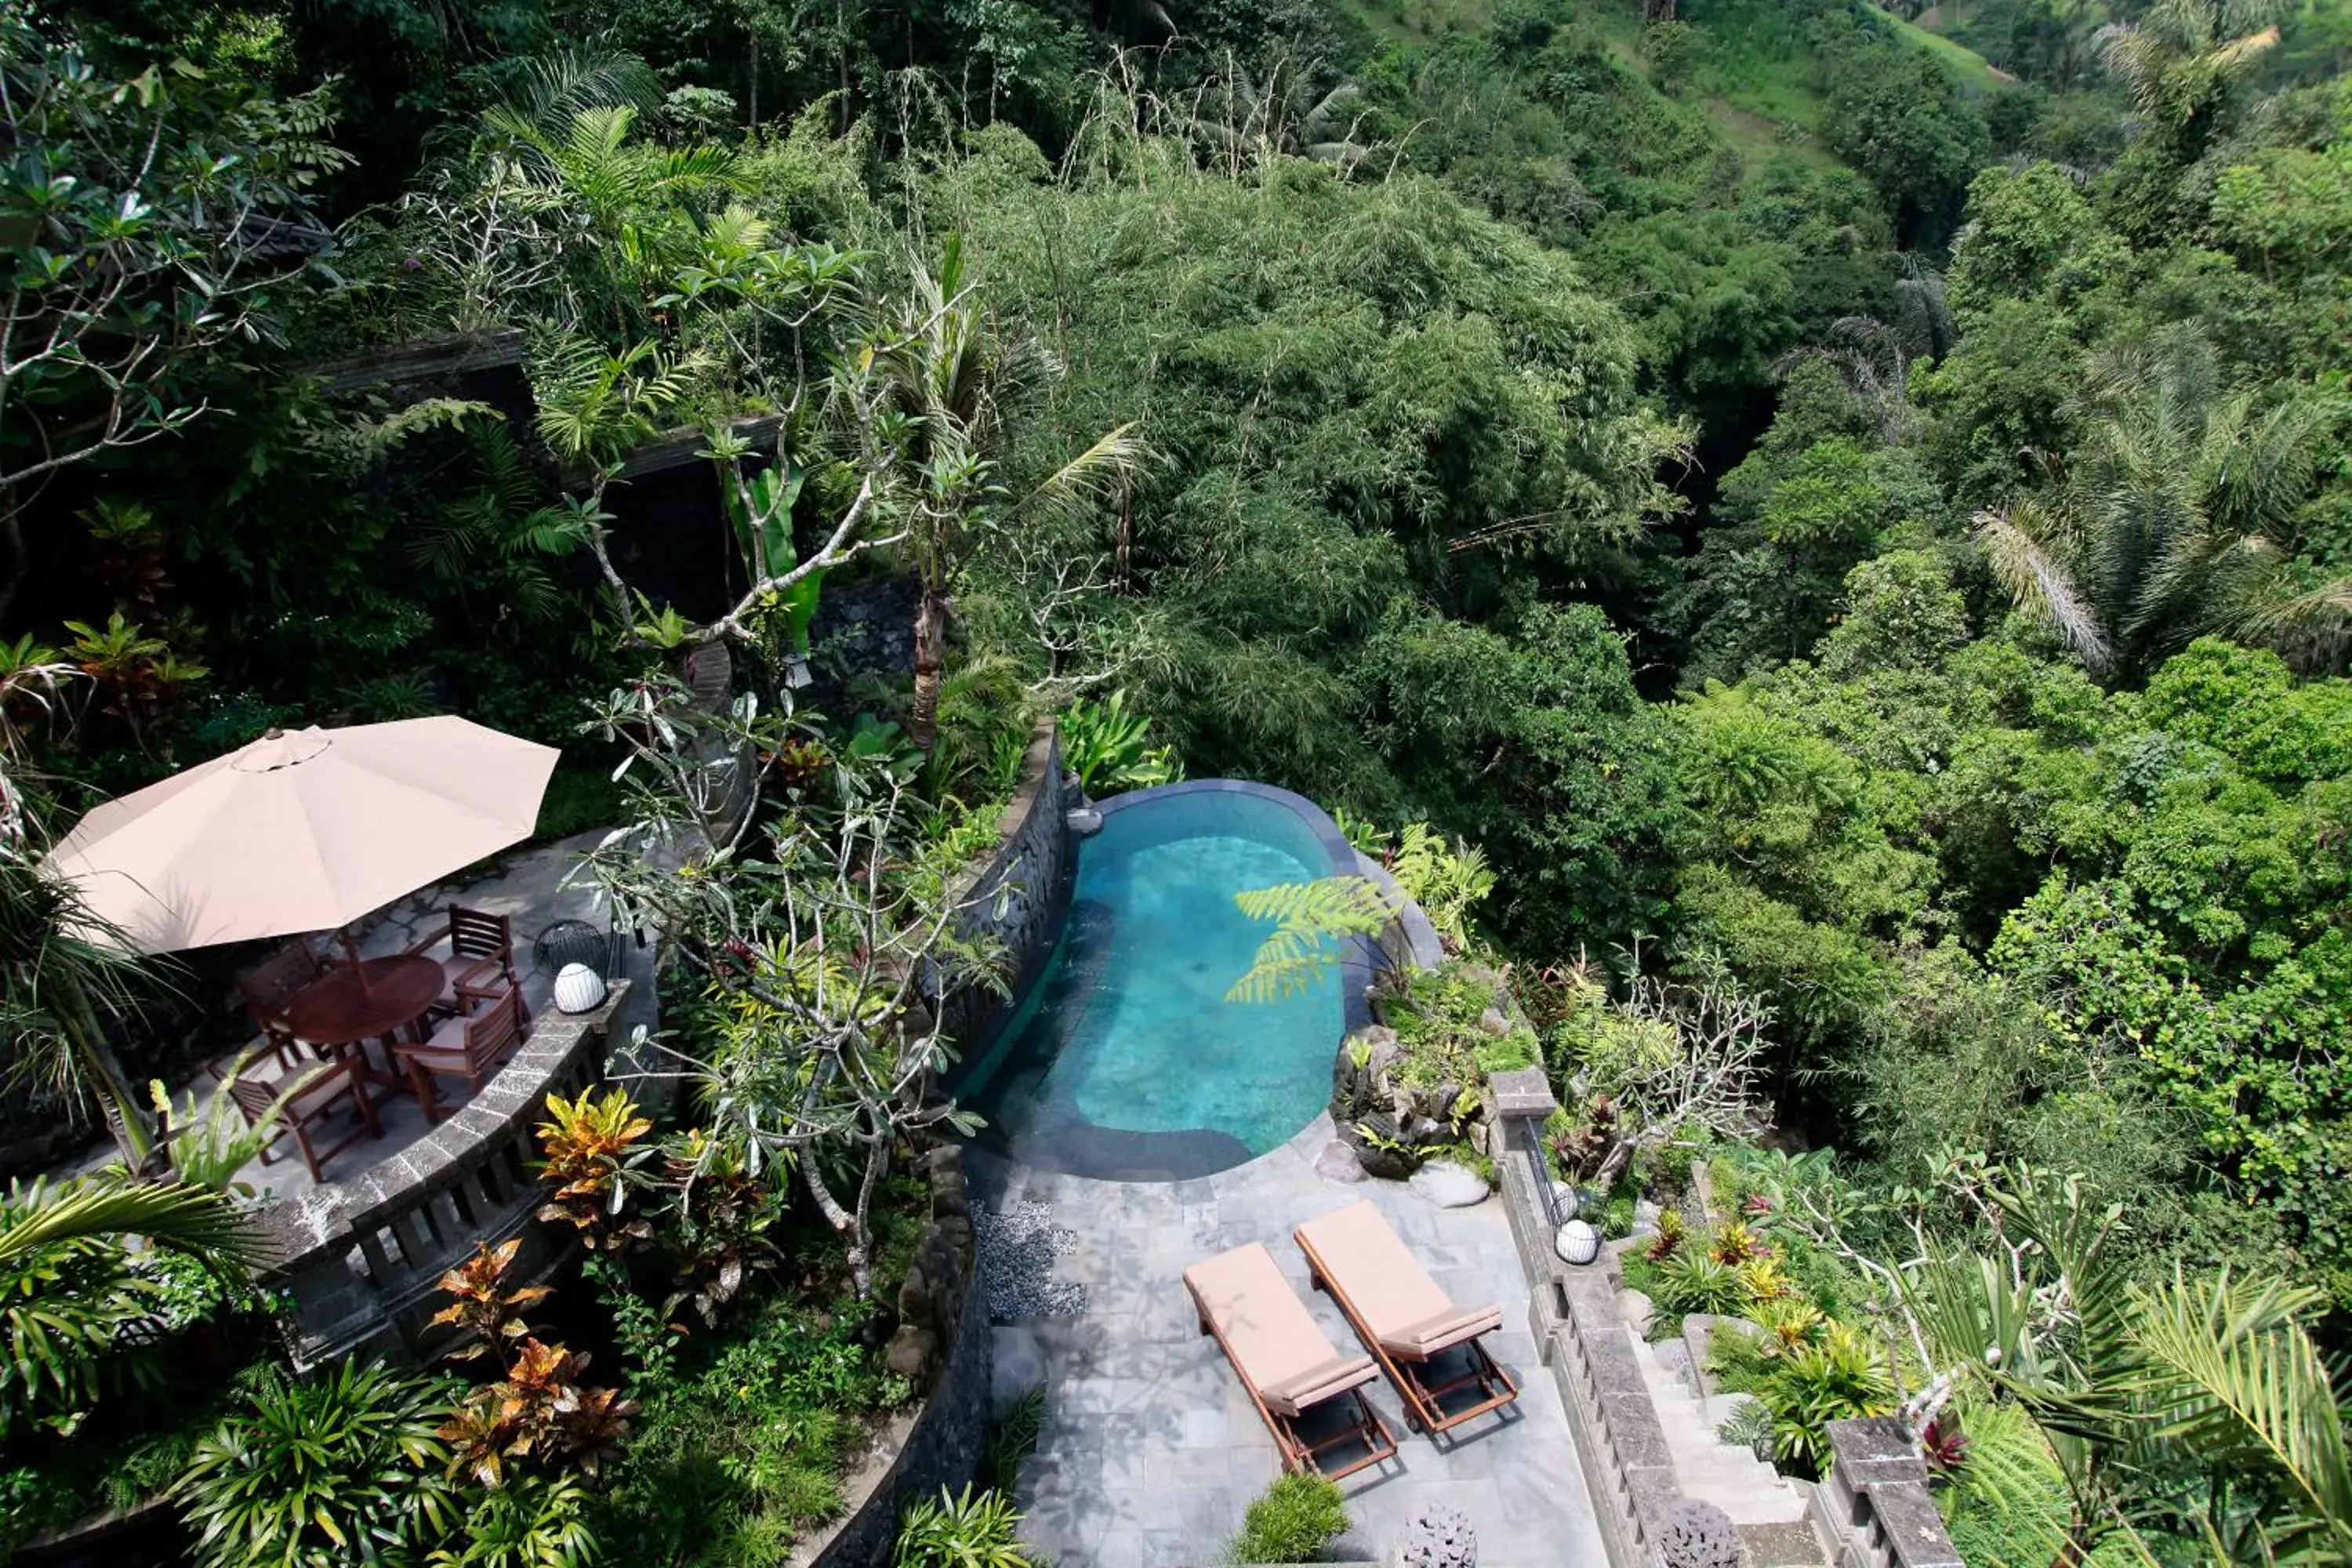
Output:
1185 1241 1399 1480
227 941 325 1076
396 988 525 1120
227 1058 380 1184
407 906 528 1025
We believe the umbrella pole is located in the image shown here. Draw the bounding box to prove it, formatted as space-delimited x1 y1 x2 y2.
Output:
340 925 374 997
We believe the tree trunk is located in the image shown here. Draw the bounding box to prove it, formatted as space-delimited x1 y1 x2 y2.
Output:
909 586 948 753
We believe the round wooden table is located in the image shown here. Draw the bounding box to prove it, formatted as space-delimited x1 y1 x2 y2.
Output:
284 955 445 1086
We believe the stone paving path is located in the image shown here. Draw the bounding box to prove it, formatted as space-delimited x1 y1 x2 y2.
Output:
972 1114 1607 1568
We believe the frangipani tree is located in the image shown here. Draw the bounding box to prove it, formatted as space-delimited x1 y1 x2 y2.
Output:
570 676 1006 1294
0 15 347 623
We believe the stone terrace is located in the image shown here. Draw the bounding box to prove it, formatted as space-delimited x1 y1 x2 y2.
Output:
972 1114 1608 1568
163 830 646 1203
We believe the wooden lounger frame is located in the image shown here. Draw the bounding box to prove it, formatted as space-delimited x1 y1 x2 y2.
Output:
1192 1297 1399 1480
1296 1229 1520 1437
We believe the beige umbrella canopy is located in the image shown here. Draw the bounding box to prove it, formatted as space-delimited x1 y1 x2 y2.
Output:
48 717 559 953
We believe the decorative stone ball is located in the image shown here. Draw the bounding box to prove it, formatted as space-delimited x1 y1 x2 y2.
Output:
1385 1502 1475 1568
1555 1218 1602 1265
1654 1500 1741 1568
552 962 607 1014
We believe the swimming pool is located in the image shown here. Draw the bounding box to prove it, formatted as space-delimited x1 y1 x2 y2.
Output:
951 782 1370 1180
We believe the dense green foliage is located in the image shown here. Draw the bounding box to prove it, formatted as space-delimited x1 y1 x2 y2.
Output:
7 0 2352 1555
1229 1473 1349 1563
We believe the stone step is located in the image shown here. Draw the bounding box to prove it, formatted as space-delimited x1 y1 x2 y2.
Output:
1627 1331 1809 1526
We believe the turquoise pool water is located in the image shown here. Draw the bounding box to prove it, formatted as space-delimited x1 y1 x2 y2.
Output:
954 787 1351 1179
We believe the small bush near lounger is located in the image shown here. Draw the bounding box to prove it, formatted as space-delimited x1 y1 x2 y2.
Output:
895 1484 1036 1567
1230 1473 1348 1563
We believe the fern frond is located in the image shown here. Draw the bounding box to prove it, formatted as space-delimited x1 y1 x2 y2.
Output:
1225 876 1396 1003
1232 877 1394 934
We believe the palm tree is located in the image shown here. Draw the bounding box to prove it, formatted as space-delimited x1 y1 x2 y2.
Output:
1973 333 2348 679
0 1174 260 1270
477 103 740 333
1186 53 1373 175
2096 0 2285 156
0 1174 260 1433
862 235 1148 751
2 653 162 1166
1907 1171 2352 1564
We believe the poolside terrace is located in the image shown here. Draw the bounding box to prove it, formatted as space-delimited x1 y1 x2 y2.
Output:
973 1113 1609 1568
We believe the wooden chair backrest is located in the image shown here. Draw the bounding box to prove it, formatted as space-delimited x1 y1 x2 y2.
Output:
228 1073 296 1127
447 906 512 964
237 942 322 1023
463 988 524 1066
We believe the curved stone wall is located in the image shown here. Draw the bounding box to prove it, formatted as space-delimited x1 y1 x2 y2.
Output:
936 721 1073 1057
252 983 633 1369
798 1149 993 1568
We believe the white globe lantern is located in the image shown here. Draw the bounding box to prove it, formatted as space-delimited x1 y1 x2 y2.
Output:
553 962 608 1014
1555 1218 1602 1265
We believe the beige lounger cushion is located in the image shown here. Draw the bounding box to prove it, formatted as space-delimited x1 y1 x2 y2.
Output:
1185 1242 1377 1417
1380 1302 1506 1358
1295 1200 1504 1360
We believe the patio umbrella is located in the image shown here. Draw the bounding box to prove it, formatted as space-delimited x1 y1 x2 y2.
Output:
47 717 559 955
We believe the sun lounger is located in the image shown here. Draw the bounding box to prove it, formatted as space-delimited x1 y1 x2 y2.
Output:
1185 1241 1399 1479
1294 1200 1519 1436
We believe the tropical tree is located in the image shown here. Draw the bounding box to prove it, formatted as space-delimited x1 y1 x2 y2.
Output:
1905 1171 2352 1563
0 838 174 1166
1185 53 1372 174
0 9 346 622
2096 0 2285 156
863 234 1148 752
570 677 1007 1295
477 102 740 331
1973 333 2350 678
0 1174 260 1435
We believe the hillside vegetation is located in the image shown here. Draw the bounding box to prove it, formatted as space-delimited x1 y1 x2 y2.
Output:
6 0 2352 1555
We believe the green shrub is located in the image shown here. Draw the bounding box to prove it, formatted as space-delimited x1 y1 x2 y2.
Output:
173 1361 458 1568
1058 691 1181 796
1650 1250 1748 1316
1726 1321 1896 1479
1385 960 1537 1091
591 1294 906 1563
1229 1473 1348 1563
894 1484 1033 1567
980 1387 1048 1492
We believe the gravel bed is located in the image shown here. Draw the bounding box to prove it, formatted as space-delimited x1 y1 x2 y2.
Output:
974 1200 1088 1321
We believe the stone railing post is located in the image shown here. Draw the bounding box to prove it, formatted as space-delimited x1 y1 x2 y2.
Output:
1813 1418 1965 1568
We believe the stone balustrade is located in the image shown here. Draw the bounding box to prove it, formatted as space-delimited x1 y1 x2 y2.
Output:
1487 1070 1967 1568
249 983 631 1369
1813 1419 1967 1568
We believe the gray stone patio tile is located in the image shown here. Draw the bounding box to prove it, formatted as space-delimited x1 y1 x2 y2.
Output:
1178 1406 1227 1449
1090 1526 1148 1568
1000 1120 1602 1568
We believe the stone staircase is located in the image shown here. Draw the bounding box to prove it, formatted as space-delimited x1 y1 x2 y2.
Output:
1618 1296 1828 1564
1631 1331 1805 1526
